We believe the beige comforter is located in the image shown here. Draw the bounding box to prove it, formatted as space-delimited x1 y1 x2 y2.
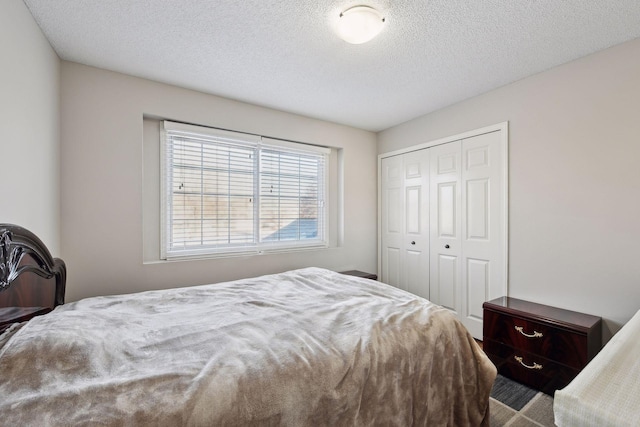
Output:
0 268 495 426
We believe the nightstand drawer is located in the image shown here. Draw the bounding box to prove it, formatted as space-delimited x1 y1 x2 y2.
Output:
484 339 579 394
484 309 588 368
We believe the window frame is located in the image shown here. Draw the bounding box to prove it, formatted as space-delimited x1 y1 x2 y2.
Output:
160 121 330 260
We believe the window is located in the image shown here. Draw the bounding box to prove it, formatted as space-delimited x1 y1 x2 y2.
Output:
161 121 329 259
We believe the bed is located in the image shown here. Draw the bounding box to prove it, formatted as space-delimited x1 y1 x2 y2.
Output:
553 308 640 426
0 223 496 426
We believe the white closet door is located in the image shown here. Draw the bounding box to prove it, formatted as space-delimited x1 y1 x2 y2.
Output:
459 131 505 338
381 155 403 289
379 124 507 340
429 141 462 313
380 150 430 298
402 150 430 298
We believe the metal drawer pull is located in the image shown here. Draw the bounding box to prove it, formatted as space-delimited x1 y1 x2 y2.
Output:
515 325 543 338
514 355 543 370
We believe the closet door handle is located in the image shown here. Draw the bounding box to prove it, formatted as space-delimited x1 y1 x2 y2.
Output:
444 244 450 249
410 241 416 245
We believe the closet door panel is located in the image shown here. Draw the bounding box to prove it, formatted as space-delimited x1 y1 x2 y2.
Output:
460 130 505 338
381 156 403 288
387 187 402 234
406 186 421 234
381 150 429 295
384 247 401 289
436 254 457 311
467 258 489 320
430 141 462 314
406 249 428 298
401 150 430 296
437 182 457 237
466 179 489 240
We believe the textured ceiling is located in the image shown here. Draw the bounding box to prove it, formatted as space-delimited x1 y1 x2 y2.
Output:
23 0 640 132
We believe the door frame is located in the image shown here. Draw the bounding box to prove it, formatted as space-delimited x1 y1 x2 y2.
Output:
377 121 509 298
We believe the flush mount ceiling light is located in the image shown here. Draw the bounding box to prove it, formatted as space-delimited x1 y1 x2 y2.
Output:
337 6 385 44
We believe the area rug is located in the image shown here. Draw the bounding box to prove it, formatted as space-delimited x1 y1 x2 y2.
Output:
490 374 556 426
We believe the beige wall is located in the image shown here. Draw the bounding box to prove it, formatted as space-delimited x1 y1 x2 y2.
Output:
0 0 60 253
378 38 640 341
61 62 377 302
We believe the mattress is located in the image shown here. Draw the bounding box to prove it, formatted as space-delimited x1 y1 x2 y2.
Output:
554 309 640 426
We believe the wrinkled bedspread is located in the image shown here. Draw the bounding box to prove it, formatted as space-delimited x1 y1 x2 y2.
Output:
0 267 496 426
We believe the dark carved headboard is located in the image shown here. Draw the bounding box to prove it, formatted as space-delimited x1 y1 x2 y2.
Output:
0 224 66 332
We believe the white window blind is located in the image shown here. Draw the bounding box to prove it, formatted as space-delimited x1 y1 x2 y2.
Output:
161 121 329 259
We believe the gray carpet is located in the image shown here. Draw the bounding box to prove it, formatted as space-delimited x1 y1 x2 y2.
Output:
490 375 556 427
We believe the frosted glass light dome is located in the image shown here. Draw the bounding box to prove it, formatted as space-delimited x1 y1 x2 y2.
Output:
337 6 385 44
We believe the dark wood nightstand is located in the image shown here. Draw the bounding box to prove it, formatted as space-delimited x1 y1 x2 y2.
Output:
483 297 602 394
339 270 378 280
